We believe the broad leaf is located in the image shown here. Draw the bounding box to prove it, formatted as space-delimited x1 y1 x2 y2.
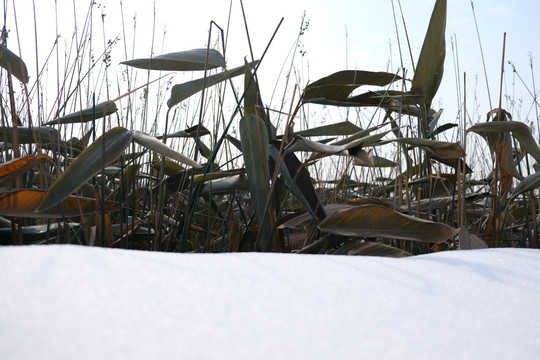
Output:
159 124 211 139
43 101 117 126
383 137 465 159
0 154 50 186
0 189 117 218
239 114 273 251
0 126 60 144
200 174 250 195
507 171 540 204
410 0 447 108
167 61 259 108
37 127 134 211
0 44 29 83
121 48 225 71
303 70 401 102
319 204 458 242
332 240 413 257
292 121 362 137
132 131 202 168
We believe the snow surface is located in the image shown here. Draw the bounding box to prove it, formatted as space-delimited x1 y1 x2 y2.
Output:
1 245 539 360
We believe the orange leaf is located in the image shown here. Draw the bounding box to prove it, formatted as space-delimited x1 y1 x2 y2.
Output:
0 189 118 218
0 154 50 185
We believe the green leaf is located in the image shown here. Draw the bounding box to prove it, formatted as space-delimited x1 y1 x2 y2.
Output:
303 70 401 102
0 44 29 83
121 48 225 71
319 204 458 243
239 114 273 251
0 126 60 144
167 61 259 108
37 127 134 211
132 131 202 168
244 60 276 140
410 0 447 108
43 101 117 126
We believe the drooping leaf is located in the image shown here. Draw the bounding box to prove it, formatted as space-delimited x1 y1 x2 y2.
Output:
0 126 60 144
355 155 397 168
410 0 447 108
468 120 540 163
303 70 401 102
43 101 117 126
167 61 259 108
0 44 29 83
132 131 202 168
37 127 134 211
383 137 465 159
121 48 225 71
319 204 458 243
0 189 117 218
0 154 50 186
239 114 273 251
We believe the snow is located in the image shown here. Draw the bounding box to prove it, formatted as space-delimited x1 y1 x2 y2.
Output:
1 245 539 359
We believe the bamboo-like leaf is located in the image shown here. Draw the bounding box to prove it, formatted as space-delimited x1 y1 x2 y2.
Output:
0 126 60 144
0 189 117 218
121 48 225 71
334 241 413 257
159 124 211 139
132 131 202 168
167 61 259 108
468 120 540 163
200 174 250 195
355 155 397 168
303 70 401 102
383 137 465 159
507 171 540 204
0 44 29 83
239 114 273 251
319 204 458 242
410 0 447 108
458 226 488 249
37 127 134 211
292 121 362 137
43 101 117 126
244 60 276 140
0 154 50 186
269 144 326 223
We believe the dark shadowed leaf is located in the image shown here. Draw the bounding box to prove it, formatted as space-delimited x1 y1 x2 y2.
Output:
333 240 413 257
292 121 362 137
410 0 446 108
458 226 488 249
43 101 117 126
0 154 50 186
319 204 458 242
507 171 540 204
159 124 211 139
167 61 259 108
0 44 29 83
0 189 117 218
121 48 225 71
37 127 134 211
303 70 401 102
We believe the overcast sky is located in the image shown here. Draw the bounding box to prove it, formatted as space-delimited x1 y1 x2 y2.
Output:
5 1 540 137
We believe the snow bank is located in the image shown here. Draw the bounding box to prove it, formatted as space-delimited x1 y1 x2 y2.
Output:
1 245 539 359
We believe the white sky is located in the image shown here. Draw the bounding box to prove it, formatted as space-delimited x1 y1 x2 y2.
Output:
4 1 540 155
